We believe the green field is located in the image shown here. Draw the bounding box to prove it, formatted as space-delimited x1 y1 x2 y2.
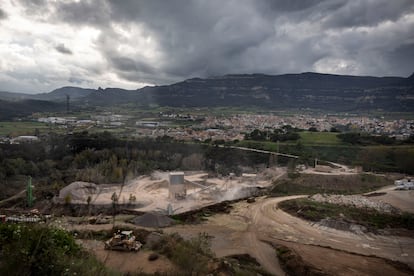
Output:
299 131 341 145
0 121 49 136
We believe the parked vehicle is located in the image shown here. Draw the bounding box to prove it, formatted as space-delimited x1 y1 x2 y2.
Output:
104 230 142 252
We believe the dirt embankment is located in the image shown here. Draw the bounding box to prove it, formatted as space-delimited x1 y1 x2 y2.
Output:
274 242 414 276
271 173 392 196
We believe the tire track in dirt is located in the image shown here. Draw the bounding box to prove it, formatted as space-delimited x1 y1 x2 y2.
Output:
248 196 414 268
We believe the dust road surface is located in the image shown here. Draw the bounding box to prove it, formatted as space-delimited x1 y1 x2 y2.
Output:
165 195 414 275
366 186 414 213
248 196 414 266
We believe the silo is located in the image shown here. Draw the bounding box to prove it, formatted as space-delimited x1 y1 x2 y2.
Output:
169 172 186 199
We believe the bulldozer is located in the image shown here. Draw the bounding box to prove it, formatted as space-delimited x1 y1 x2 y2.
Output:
104 230 142 252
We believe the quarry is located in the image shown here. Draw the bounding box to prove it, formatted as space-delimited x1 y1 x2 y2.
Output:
2 164 414 275
56 168 285 215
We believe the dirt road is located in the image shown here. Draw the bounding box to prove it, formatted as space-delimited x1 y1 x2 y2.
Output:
164 219 286 276
366 186 414 213
69 186 414 275
165 194 414 275
246 196 414 266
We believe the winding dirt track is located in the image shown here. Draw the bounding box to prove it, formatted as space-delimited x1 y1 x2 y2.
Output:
0 189 26 206
166 195 414 275
246 196 414 267
69 190 414 275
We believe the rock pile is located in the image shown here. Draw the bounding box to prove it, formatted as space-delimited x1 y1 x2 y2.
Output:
310 194 399 214
314 218 367 234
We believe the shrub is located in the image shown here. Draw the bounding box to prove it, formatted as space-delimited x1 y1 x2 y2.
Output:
151 232 214 275
0 224 110 275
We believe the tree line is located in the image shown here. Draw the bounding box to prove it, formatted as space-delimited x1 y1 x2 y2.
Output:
0 131 270 201
244 125 301 142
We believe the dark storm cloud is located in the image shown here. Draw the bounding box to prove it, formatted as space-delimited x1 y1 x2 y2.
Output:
68 76 91 85
110 56 155 74
384 43 414 77
258 0 336 13
55 43 72 55
18 0 48 10
0 8 7 20
322 0 414 28
16 0 51 18
103 0 278 81
54 0 110 27
16 0 414 87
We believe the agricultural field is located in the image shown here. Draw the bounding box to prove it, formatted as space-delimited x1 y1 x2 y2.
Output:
299 131 342 145
0 121 50 136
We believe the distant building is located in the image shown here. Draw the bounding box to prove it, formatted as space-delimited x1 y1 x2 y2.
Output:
136 121 159 128
76 120 94 126
395 179 413 190
11 136 39 144
38 117 76 124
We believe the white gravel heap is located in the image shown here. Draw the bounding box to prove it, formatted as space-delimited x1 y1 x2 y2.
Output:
310 194 399 214
58 181 99 202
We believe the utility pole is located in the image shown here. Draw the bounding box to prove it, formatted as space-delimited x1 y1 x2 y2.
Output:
27 176 33 208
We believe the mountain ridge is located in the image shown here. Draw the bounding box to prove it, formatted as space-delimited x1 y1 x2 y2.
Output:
0 72 413 113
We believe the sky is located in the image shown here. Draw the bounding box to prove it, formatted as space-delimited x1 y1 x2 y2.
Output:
0 0 413 94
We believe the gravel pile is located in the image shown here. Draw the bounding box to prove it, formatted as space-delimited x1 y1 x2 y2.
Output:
58 182 99 202
310 194 399 214
130 213 175 228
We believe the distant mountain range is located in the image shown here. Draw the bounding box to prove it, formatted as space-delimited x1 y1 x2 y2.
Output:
0 86 96 102
1 72 413 119
0 99 65 120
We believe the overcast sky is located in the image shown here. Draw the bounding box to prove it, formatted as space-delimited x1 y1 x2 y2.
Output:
0 0 413 93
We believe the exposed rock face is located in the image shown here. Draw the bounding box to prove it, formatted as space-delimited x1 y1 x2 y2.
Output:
1 72 413 117
86 72 414 111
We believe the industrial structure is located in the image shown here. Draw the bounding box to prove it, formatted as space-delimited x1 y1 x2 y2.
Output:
395 179 414 190
169 172 186 199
